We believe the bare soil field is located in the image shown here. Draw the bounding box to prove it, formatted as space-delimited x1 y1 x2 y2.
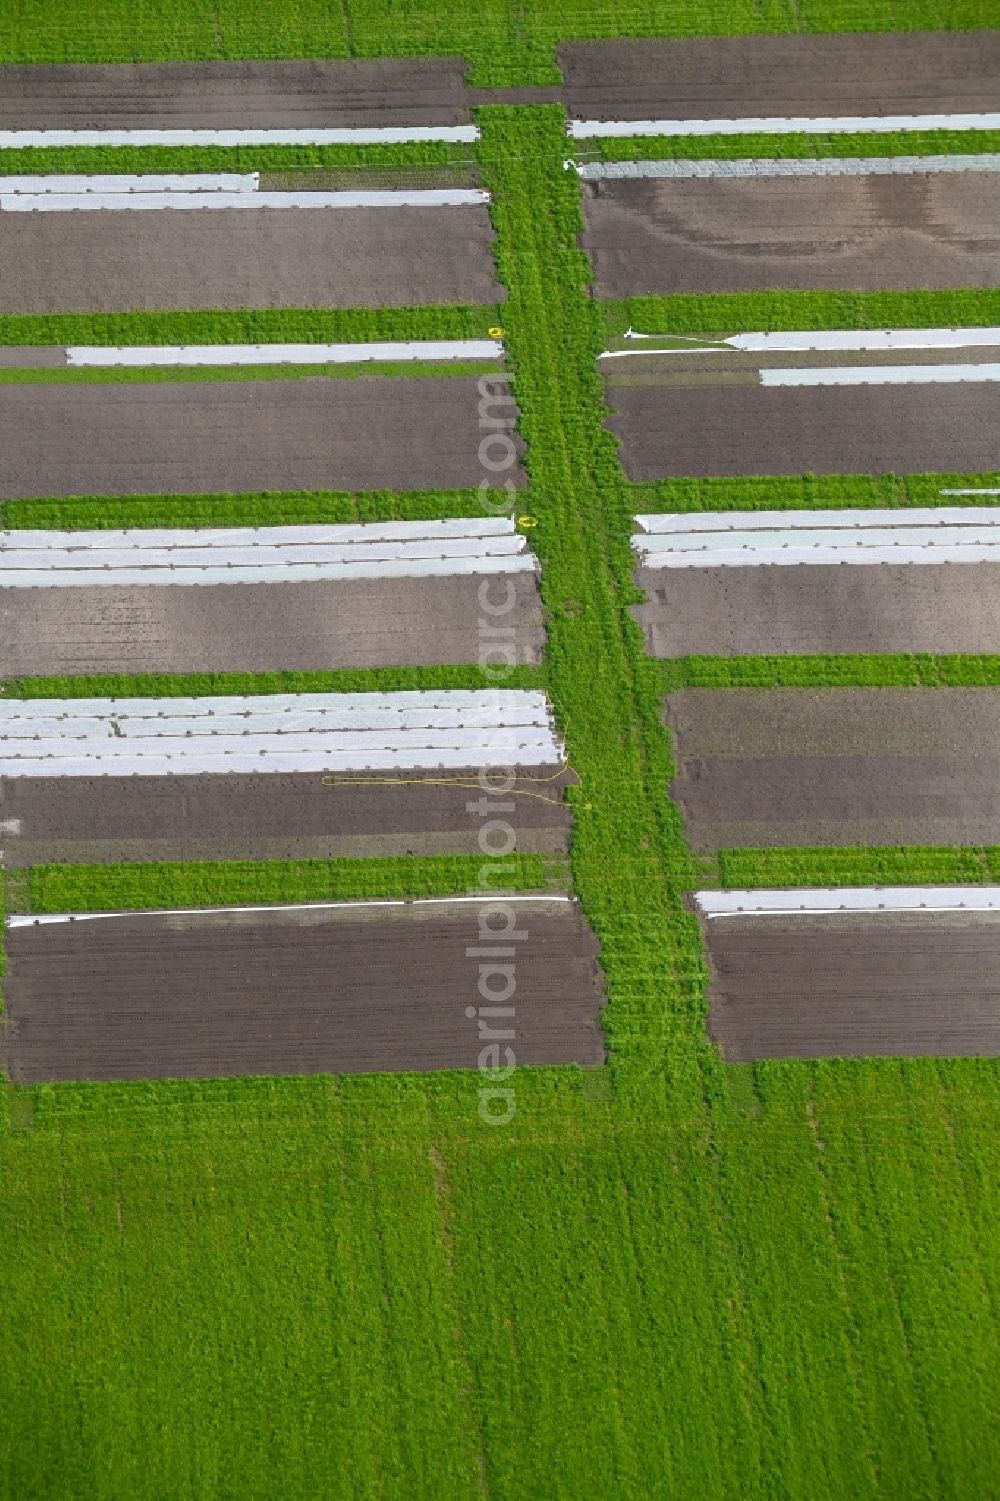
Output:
0 58 475 129
0 207 503 313
1 573 544 678
667 688 1000 850
609 382 1000 479
560 32 1000 120
0 377 524 499
0 898 606 1082
582 175 1000 297
0 767 574 868
702 909 1000 1060
634 562 1000 658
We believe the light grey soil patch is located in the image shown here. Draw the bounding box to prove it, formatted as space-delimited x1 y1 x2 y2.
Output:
582 175 1000 296
1 899 607 1081
559 32 1000 120
701 909 1000 1060
0 206 502 313
667 688 1000 850
0 768 575 868
634 563 1000 658
0 376 526 499
610 383 1000 478
0 572 545 678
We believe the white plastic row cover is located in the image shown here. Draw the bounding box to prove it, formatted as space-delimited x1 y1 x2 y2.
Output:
0 690 547 719
576 154 1000 179
0 691 564 778
0 189 488 212
0 173 259 193
4 518 516 548
636 508 1000 533
7 895 572 929
0 126 480 147
695 888 1000 918
65 340 503 367
613 328 1000 354
568 112 1000 139
760 363 1000 386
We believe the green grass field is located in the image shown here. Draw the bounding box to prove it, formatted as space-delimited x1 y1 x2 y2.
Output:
1 72 999 1501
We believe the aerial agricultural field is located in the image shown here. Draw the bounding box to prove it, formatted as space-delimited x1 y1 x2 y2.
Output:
1 11 999 1501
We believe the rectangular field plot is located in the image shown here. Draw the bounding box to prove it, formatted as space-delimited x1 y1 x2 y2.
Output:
607 378 1000 480
0 377 524 499
0 203 502 312
560 33 1000 125
581 173 1000 297
0 897 606 1082
667 688 1000 850
696 899 1000 1060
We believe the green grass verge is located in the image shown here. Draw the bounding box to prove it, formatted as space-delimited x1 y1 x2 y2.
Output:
1 663 547 699
660 654 1000 690
631 472 1000 512
703 844 1000 890
0 305 504 347
2 104 997 1500
0 141 476 175
603 288 1000 339
585 128 1000 162
15 853 562 916
0 487 501 531
0 360 502 386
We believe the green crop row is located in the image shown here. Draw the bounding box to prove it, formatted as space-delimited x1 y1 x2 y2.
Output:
1 663 547 699
0 305 504 348
0 487 500 531
703 845 1000 889
631 471 1000 511
0 141 476 175
14 853 562 916
660 654 1000 690
0 0 992 79
585 128 1000 162
603 287 1000 339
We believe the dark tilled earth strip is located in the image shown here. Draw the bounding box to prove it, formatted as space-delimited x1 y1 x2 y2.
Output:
610 383 1000 479
0 767 575 868
0 899 606 1082
559 32 1000 120
0 377 525 499
582 175 1000 297
0 207 503 314
667 688 1000 850
1 573 545 678
702 910 1000 1060
634 563 1000 658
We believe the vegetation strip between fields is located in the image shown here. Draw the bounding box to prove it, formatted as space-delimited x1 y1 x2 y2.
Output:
1 663 547 699
698 845 1000 891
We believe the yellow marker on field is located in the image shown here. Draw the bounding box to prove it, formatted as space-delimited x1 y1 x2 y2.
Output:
517 515 538 528
488 325 505 338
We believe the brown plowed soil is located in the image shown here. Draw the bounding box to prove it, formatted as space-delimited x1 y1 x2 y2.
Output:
702 910 1000 1060
634 562 1000 658
559 32 1000 120
610 382 1000 478
0 207 503 313
1 572 545 678
666 688 1000 850
0 898 606 1082
0 58 475 128
582 176 1000 297
0 767 575 868
0 377 525 499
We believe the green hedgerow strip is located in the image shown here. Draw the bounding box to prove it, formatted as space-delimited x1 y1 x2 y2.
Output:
479 107 708 1096
1 663 547 699
0 487 500 531
17 853 563 917
0 142 476 176
630 472 1000 513
707 845 1000 890
0 305 504 348
602 288 1000 340
585 128 1000 163
660 655 1000 691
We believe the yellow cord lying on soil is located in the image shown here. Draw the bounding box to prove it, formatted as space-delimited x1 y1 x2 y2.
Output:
321 765 578 807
